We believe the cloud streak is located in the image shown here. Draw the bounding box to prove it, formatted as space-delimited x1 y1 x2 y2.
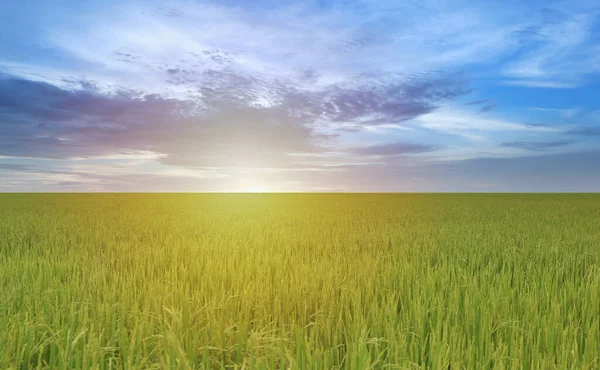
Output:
501 140 575 151
352 142 438 156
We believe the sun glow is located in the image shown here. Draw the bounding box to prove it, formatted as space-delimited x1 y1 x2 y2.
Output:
238 176 274 193
241 184 272 193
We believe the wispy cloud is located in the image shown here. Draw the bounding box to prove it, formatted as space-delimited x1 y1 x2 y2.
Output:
528 107 583 119
0 67 465 169
352 142 438 156
501 139 575 151
567 126 600 136
413 105 556 138
504 8 600 88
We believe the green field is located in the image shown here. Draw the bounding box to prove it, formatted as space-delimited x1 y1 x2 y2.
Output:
1 194 599 369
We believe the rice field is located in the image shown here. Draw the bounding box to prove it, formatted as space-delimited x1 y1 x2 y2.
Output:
1 193 599 369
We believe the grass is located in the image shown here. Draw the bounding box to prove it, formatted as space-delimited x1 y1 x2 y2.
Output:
0 193 599 369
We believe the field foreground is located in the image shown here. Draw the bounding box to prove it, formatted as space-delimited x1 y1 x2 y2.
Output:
1 194 599 369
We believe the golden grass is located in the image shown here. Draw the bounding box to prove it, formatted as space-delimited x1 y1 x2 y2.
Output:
0 194 599 369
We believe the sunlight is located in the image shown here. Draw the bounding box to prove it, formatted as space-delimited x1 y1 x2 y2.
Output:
241 182 272 193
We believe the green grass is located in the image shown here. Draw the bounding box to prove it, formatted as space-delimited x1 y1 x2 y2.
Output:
1 194 599 369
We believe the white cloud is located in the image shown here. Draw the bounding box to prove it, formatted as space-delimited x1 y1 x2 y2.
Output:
504 80 579 89
504 11 600 87
0 0 536 94
414 105 557 137
528 107 583 119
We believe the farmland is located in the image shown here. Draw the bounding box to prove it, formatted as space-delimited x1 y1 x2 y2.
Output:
1 194 599 369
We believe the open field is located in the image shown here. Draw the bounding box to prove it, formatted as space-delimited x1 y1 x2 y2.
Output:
1 194 599 369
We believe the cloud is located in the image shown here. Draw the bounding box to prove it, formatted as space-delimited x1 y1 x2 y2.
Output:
352 142 438 156
39 1 512 77
463 99 496 113
566 126 600 136
501 139 575 151
504 80 579 89
0 163 33 172
0 75 200 158
528 106 582 119
4 148 600 192
0 71 465 169
413 105 555 139
478 104 496 113
266 149 600 192
284 73 468 125
0 0 552 94
504 8 600 88
465 99 490 105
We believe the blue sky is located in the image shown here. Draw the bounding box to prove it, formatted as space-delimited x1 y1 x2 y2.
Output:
0 0 599 191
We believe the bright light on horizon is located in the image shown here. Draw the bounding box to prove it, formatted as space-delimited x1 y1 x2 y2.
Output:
241 183 273 193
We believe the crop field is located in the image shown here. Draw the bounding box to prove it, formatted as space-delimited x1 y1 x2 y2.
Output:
0 193 599 369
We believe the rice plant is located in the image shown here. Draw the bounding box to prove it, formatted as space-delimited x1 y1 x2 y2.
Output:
1 194 599 369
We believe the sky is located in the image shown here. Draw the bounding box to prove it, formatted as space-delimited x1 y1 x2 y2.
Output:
0 0 599 192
